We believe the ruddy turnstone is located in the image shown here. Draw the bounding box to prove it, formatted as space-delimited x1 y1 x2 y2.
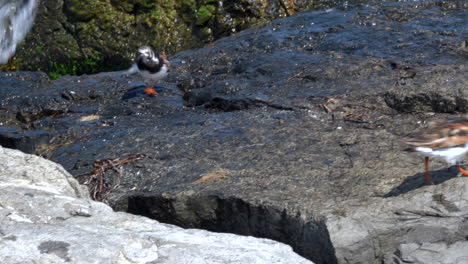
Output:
404 117 468 184
131 46 170 95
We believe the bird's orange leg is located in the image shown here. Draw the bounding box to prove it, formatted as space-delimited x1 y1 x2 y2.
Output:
424 156 435 185
144 81 159 95
457 165 468 176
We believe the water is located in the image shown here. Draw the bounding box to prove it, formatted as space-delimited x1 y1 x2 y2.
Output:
0 0 37 64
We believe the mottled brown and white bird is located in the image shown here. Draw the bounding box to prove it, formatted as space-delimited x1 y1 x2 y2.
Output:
131 46 170 95
404 116 468 184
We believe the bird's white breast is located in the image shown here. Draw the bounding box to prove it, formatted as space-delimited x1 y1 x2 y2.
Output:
139 64 168 83
416 143 468 165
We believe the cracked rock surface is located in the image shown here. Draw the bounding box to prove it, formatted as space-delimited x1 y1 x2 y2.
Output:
0 1 467 263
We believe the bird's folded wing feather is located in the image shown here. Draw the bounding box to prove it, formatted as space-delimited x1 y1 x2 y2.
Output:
404 118 468 149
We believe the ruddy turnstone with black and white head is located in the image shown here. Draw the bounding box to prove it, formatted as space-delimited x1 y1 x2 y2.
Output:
130 46 170 95
404 116 468 184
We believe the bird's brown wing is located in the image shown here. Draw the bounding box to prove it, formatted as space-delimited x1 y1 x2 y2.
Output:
158 53 171 68
163 58 171 68
404 117 468 150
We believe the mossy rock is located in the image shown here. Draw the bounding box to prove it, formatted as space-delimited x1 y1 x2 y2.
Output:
196 4 216 26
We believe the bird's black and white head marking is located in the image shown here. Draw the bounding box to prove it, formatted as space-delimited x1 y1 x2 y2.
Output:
136 46 162 73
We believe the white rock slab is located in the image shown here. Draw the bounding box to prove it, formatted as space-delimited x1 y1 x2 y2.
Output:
0 146 312 264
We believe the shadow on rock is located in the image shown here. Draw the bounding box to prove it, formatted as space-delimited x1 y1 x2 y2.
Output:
121 84 166 100
383 168 458 198
125 193 338 264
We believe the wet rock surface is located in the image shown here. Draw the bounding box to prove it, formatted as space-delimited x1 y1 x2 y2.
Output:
0 1 467 263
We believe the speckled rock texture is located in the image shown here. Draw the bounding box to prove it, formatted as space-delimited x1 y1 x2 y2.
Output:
0 146 312 264
0 1 467 263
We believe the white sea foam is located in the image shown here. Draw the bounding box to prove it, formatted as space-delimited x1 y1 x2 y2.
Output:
0 0 37 64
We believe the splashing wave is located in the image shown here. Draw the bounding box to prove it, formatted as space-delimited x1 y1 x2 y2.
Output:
0 0 37 64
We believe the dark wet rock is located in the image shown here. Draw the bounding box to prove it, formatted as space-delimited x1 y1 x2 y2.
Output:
0 1 467 263
0 127 54 154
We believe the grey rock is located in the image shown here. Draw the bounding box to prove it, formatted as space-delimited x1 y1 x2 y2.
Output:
327 179 468 263
0 146 312 264
394 242 468 264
